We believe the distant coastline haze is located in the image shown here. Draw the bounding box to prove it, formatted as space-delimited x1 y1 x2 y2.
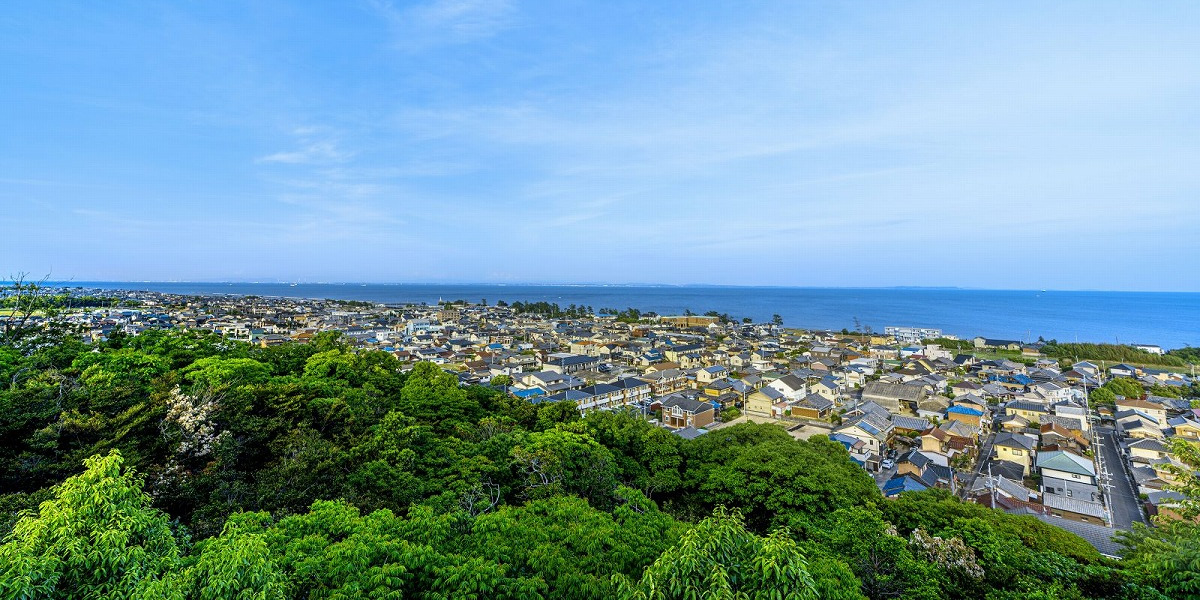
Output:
56 282 1200 350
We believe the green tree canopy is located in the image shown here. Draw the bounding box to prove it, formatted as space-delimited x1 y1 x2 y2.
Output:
615 506 820 600
0 450 179 599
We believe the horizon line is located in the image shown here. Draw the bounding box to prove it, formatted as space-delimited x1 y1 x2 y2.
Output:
24 280 1200 294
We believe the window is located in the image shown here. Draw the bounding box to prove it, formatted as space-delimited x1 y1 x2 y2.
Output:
1013 449 1023 456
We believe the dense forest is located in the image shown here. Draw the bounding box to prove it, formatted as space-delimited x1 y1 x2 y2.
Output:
0 323 1195 598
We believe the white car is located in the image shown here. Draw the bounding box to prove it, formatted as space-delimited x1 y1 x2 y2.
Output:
880 458 895 470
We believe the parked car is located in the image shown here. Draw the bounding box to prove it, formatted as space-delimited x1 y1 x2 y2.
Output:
880 458 896 470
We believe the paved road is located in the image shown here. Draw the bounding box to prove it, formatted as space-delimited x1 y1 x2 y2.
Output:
960 429 997 498
1094 426 1147 529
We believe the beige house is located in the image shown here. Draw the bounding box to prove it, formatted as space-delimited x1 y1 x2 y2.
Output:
1115 398 1168 425
745 387 785 417
993 432 1037 476
1128 438 1169 461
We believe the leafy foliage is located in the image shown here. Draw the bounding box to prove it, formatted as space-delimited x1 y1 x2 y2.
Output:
0 322 1184 599
614 507 821 600
1041 342 1188 367
0 451 180 599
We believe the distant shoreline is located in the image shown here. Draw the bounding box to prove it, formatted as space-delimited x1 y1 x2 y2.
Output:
34 281 1200 294
32 282 1200 350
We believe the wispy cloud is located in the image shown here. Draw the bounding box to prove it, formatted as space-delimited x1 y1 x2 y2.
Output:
367 0 515 49
258 140 352 165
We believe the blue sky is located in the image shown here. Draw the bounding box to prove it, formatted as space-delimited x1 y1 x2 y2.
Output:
2 1 1198 290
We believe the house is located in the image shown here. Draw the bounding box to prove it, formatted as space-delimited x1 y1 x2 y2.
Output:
882 474 929 498
745 387 786 417
1117 412 1165 440
939 420 979 453
673 426 708 440
861 381 926 414
1031 381 1071 403
767 374 808 401
611 377 653 406
810 377 841 402
970 474 1037 505
659 395 716 430
898 449 938 475
915 396 950 420
833 413 894 456
829 432 867 456
1109 363 1142 379
1168 417 1200 441
973 337 1023 351
1054 401 1090 433
1127 438 1170 461
997 413 1031 432
1041 493 1108 525
921 427 951 455
993 432 1038 476
988 373 1035 391
543 353 600 375
946 404 986 431
1005 400 1050 424
696 365 729 384
951 381 984 397
1039 423 1089 454
891 415 932 437
790 393 834 420
639 368 689 396
576 383 623 411
1115 398 1168 425
1037 450 1097 486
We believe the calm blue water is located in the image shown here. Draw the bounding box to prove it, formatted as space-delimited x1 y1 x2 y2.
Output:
64 283 1199 350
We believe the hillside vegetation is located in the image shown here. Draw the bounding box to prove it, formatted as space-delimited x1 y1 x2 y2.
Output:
0 327 1190 599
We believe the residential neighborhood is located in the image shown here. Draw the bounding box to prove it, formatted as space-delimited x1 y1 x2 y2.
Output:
16 286 1200 555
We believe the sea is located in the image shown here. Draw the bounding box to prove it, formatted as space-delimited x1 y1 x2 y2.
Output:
57 282 1200 350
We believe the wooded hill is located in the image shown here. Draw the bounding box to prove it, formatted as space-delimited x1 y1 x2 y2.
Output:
0 327 1194 599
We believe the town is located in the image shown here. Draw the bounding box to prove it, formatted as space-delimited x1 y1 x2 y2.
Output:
21 286 1200 556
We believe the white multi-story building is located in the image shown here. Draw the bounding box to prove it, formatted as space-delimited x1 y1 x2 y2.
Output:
885 326 942 345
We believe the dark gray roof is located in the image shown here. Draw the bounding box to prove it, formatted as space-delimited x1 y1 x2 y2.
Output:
798 393 833 411
660 395 713 414
987 459 1027 481
673 426 707 440
995 432 1037 451
862 381 925 401
774 374 806 391
892 415 933 431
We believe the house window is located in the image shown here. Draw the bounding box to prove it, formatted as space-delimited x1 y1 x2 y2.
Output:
1066 490 1072 497
1072 474 1079 479
1012 449 1022 456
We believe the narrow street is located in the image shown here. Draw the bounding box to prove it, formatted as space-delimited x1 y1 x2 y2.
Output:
959 428 997 498
1094 426 1147 529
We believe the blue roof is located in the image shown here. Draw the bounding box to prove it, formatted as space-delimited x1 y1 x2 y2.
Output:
828 433 860 450
857 420 881 436
882 475 928 497
513 388 545 399
947 405 984 416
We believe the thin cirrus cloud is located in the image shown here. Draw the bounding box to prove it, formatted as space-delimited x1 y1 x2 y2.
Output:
1 1 1198 288
367 0 515 49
